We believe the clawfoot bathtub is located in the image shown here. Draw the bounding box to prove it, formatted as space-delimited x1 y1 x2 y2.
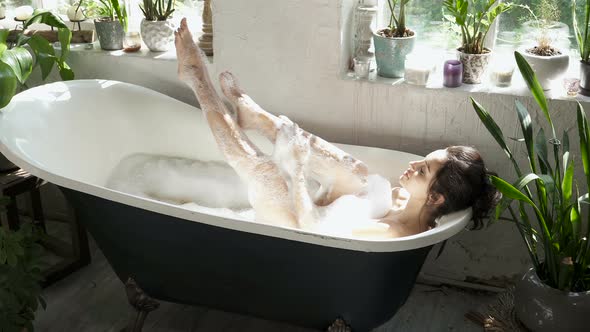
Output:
0 80 471 331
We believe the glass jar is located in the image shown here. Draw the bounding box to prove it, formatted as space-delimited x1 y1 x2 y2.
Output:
123 31 142 53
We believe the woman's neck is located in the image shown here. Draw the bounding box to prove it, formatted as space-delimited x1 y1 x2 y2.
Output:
391 195 434 233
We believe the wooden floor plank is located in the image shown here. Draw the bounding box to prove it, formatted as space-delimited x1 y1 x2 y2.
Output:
35 236 493 331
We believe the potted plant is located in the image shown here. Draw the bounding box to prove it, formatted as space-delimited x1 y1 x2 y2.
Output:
520 0 569 90
139 0 176 52
574 0 590 96
443 0 514 84
93 0 127 50
471 52 590 332
67 1 86 22
0 198 46 332
372 0 415 78
0 10 75 170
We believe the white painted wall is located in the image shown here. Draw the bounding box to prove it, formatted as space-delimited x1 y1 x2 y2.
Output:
23 0 590 286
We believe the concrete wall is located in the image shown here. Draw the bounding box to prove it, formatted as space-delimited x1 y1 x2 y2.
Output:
24 0 590 286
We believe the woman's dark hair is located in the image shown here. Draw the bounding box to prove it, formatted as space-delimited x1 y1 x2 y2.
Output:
428 146 502 229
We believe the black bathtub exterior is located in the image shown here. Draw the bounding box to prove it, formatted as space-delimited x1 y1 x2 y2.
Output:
61 188 432 331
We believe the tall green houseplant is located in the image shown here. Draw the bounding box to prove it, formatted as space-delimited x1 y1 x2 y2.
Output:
470 52 590 330
573 0 590 96
0 10 74 109
472 49 590 332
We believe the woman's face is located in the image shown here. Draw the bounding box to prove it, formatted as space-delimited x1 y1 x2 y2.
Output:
399 149 448 201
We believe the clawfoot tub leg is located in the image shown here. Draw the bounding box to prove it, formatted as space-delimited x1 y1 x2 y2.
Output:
121 277 160 332
327 317 352 332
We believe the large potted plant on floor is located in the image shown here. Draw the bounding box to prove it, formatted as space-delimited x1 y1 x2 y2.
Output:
140 0 175 52
94 0 128 50
373 0 415 78
0 195 46 332
471 52 590 332
443 0 514 84
0 10 75 171
520 0 569 90
574 0 590 96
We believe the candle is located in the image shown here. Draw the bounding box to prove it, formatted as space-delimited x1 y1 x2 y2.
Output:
443 60 463 88
14 6 34 21
490 68 515 87
405 59 433 86
353 56 372 79
0 6 6 19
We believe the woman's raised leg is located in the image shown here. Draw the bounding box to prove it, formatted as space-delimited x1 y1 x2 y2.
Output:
218 71 369 205
174 18 298 228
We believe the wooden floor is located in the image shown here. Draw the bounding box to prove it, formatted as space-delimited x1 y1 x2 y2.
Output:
34 234 494 332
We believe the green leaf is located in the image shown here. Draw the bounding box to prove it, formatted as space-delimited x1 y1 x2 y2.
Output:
536 128 551 174
24 10 68 30
471 97 515 161
515 100 537 173
59 65 74 81
563 161 574 204
492 175 536 205
27 35 56 81
57 28 72 63
514 51 555 138
0 30 8 57
0 48 34 84
0 60 18 109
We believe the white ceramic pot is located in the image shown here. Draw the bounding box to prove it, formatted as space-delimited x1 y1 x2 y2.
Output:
520 49 569 90
67 5 86 21
140 19 175 52
515 268 590 332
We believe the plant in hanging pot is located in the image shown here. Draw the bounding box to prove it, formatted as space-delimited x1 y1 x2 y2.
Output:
471 52 590 332
93 0 128 50
520 0 569 90
139 0 176 52
443 0 514 84
67 1 87 22
372 0 415 78
574 0 590 96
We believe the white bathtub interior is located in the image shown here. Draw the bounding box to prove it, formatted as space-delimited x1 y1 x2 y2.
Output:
0 80 471 251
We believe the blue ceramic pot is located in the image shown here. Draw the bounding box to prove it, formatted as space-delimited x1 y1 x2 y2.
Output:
373 30 416 78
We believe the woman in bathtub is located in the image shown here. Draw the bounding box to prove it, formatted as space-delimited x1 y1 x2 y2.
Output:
174 19 500 238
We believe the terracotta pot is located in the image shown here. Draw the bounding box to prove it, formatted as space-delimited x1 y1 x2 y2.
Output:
373 30 416 78
580 60 590 96
457 48 492 84
514 267 590 332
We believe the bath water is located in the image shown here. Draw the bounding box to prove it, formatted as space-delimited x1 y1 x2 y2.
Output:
106 154 394 236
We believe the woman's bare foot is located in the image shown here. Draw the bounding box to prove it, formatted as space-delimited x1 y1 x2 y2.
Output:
174 18 204 85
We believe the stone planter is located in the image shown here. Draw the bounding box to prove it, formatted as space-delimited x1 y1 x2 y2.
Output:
457 48 492 84
515 267 590 332
373 30 416 78
94 19 124 50
140 19 175 52
580 61 590 96
520 49 569 90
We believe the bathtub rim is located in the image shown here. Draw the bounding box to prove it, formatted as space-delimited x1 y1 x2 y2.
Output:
0 80 472 253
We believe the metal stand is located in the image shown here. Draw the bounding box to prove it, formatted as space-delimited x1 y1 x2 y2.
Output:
327 317 352 332
70 19 85 32
121 278 160 332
